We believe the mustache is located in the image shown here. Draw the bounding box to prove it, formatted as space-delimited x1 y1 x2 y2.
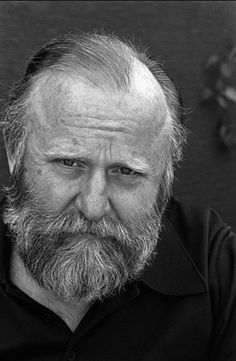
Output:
20 204 145 244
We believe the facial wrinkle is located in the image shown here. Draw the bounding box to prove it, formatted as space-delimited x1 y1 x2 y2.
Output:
97 141 103 161
109 141 113 162
60 114 137 132
97 138 118 165
67 125 132 135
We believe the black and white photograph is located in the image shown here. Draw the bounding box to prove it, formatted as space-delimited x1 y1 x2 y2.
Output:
0 2 235 360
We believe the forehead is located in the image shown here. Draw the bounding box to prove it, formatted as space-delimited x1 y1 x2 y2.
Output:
28 62 170 163
30 59 168 128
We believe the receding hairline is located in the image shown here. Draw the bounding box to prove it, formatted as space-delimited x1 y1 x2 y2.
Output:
26 58 170 140
25 32 137 93
22 32 172 131
33 56 166 94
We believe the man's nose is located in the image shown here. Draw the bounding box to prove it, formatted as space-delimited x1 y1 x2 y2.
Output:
76 170 111 222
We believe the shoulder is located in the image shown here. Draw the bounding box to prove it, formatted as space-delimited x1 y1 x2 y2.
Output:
164 197 235 274
165 197 229 239
165 197 233 246
164 199 236 359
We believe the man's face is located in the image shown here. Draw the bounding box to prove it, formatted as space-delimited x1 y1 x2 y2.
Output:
25 71 168 224
6 65 170 303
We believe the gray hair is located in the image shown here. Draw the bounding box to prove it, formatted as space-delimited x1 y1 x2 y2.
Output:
1 31 186 199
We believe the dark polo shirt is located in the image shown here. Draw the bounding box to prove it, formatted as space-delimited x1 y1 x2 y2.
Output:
0 198 236 361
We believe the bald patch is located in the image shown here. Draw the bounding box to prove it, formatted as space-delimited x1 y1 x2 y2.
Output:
28 63 170 148
129 58 170 129
130 58 165 100
29 72 74 127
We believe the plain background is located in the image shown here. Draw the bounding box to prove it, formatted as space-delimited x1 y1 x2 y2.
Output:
0 1 235 231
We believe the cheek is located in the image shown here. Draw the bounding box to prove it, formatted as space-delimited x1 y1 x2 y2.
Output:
24 166 76 212
111 182 159 223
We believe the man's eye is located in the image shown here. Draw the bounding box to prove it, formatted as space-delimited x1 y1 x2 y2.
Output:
56 159 81 168
117 167 137 176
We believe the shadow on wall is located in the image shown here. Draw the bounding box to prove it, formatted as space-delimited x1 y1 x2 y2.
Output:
0 1 236 231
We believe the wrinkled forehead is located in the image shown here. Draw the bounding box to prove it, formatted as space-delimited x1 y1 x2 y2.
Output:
29 60 169 135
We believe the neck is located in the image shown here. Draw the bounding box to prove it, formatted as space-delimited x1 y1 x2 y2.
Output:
10 250 91 332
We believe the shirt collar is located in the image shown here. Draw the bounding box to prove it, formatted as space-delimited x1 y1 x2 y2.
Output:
0 199 208 295
140 213 208 295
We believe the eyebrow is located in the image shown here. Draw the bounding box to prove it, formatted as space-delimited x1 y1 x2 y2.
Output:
121 156 151 173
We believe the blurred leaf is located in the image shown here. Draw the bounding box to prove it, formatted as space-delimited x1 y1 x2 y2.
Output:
219 124 227 138
200 88 213 101
220 62 234 77
202 48 236 148
205 54 219 68
223 86 236 102
219 124 236 147
217 96 228 108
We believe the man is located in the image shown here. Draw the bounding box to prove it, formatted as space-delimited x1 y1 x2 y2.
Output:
0 32 235 361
